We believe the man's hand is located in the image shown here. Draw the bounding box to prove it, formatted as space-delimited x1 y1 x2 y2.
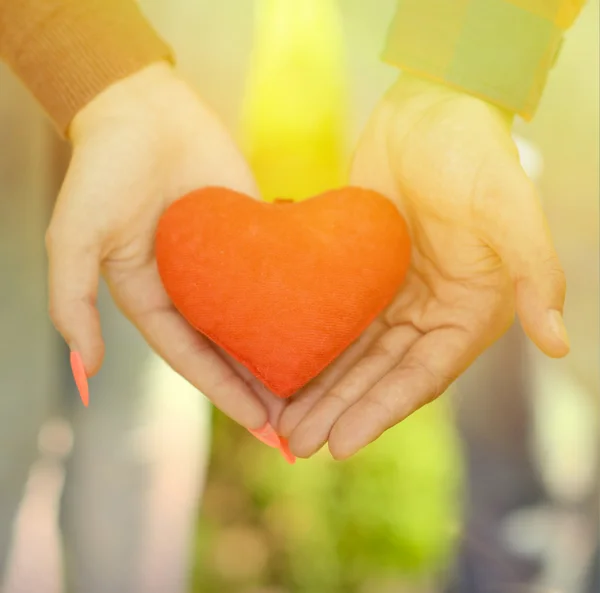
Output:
279 74 569 459
46 62 285 430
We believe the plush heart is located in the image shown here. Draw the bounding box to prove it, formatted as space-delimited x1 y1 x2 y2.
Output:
155 187 411 398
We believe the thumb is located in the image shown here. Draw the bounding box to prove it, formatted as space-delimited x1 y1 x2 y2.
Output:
484 167 569 358
45 223 105 376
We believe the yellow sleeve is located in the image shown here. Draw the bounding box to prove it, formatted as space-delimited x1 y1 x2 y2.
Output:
382 0 588 120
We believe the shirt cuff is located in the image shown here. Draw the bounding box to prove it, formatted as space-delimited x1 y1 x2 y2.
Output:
382 0 567 120
0 0 174 136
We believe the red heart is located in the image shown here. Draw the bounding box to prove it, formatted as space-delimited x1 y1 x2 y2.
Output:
155 187 410 397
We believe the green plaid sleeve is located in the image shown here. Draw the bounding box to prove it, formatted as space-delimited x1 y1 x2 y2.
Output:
382 0 585 120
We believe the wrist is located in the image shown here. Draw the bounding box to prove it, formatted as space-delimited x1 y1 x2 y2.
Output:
391 72 515 127
70 61 182 142
382 1 566 121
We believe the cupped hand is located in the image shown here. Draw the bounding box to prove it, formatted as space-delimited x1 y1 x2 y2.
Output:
279 74 569 459
46 62 285 430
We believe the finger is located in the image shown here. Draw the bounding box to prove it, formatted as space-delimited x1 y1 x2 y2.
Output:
328 326 474 460
287 324 421 458
278 318 387 437
482 163 569 358
46 227 104 376
220 355 296 463
218 351 287 427
109 264 268 430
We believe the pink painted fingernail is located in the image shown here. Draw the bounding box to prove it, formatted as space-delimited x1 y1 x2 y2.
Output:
70 351 89 407
248 422 280 448
279 438 296 465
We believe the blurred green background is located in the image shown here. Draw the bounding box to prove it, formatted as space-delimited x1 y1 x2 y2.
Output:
193 402 462 593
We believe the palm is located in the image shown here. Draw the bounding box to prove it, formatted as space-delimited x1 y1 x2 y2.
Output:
107 126 287 428
47 65 285 430
279 75 565 459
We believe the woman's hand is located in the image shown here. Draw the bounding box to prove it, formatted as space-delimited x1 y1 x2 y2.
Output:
46 62 285 431
280 74 569 460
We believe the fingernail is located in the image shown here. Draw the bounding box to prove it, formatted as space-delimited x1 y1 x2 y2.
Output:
278 438 296 465
548 310 570 350
248 422 280 448
70 351 89 407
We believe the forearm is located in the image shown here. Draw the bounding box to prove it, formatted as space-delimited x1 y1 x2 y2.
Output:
0 0 174 135
382 0 587 120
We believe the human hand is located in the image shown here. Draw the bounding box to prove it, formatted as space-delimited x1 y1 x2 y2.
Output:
279 74 569 459
46 62 286 432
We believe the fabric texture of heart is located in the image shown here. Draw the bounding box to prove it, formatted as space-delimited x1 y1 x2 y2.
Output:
155 187 411 398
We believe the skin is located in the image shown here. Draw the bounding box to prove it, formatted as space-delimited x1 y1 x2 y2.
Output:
278 73 570 460
48 65 569 459
46 62 285 431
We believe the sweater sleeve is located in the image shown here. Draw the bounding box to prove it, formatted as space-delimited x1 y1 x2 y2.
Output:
0 0 174 136
382 0 587 120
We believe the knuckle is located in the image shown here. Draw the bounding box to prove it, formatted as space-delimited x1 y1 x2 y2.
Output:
403 357 438 392
324 388 351 410
364 394 398 428
544 255 566 287
304 373 328 395
209 368 237 395
402 356 454 401
367 335 395 361
47 297 81 334
47 300 65 330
